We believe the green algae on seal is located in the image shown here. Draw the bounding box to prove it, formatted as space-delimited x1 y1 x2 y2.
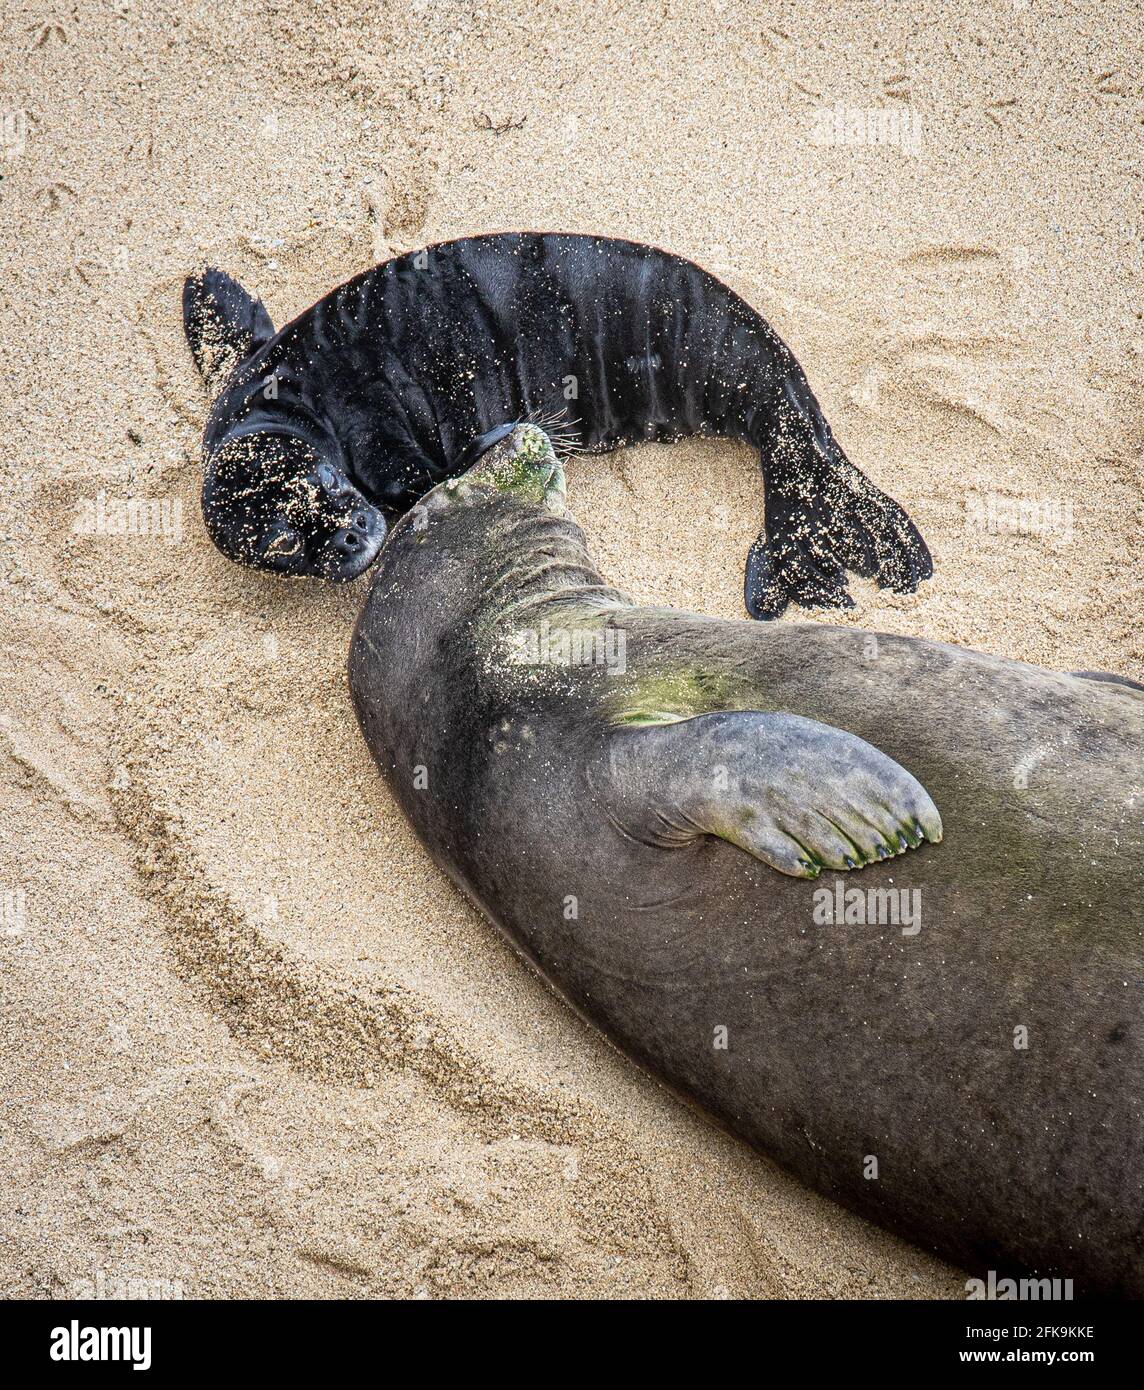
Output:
350 424 1144 1297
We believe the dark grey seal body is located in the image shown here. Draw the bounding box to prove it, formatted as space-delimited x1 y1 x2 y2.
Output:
183 233 931 614
349 425 1144 1297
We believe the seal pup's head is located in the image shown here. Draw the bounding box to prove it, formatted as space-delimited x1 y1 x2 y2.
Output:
203 431 387 582
185 267 387 582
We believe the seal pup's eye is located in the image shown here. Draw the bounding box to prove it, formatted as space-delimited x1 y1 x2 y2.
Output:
314 462 357 503
257 519 306 570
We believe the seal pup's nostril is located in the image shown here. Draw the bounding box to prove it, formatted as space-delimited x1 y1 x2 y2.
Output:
319 522 385 581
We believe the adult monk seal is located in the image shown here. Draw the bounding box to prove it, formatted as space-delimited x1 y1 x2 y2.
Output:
348 423 1144 1298
182 233 931 616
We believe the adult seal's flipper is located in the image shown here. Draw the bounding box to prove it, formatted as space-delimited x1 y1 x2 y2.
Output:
183 267 276 396
604 711 942 879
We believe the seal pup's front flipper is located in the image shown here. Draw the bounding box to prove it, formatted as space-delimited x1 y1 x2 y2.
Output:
1070 669 1144 692
604 710 942 879
183 267 276 398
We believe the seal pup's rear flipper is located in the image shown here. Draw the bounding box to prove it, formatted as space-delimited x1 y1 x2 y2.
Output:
746 373 932 620
605 710 941 879
183 267 276 397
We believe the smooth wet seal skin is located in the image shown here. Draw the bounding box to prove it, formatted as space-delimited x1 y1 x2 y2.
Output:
182 233 932 612
349 424 1144 1298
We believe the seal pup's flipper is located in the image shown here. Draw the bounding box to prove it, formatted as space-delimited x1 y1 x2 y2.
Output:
605 711 942 879
183 267 276 397
1070 669 1144 692
746 374 932 620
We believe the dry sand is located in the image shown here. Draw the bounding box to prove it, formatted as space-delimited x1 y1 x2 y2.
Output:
1 1 1140 1298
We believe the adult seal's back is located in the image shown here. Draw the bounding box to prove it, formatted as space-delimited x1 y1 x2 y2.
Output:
182 233 932 616
349 423 1144 1297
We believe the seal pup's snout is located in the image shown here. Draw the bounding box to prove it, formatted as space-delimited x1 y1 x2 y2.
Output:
309 461 359 510
292 460 387 580
318 507 388 582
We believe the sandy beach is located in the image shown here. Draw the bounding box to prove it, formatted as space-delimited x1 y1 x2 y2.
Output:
1 0 1140 1298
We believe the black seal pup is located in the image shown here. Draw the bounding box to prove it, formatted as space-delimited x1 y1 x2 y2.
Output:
348 423 1144 1297
183 233 931 614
